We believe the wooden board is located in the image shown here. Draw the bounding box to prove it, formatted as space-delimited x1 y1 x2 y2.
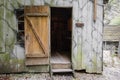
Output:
25 6 49 58
103 25 120 41
51 52 71 64
52 69 73 73
51 52 72 70
26 57 49 66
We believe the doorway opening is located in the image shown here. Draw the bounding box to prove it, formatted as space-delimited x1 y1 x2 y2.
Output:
50 7 72 67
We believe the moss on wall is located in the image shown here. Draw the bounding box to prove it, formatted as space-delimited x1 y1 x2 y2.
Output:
0 0 5 52
0 22 3 51
0 53 10 73
0 0 50 73
109 16 120 25
26 65 49 72
76 45 82 69
9 58 25 72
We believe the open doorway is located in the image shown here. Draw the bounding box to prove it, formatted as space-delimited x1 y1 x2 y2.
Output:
50 7 72 66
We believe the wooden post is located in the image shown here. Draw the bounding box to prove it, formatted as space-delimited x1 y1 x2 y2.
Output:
93 0 97 22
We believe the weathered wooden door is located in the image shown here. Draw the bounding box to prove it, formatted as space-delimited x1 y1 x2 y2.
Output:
24 6 50 65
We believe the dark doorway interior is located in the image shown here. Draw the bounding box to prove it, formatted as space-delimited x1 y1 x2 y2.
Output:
51 7 72 63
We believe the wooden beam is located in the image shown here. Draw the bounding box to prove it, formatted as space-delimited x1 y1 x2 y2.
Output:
26 13 49 17
93 0 97 22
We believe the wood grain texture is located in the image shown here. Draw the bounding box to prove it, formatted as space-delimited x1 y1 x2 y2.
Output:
24 6 50 66
85 0 93 72
103 25 120 41
25 6 49 14
73 0 103 73
25 6 49 58
51 52 71 69
26 57 49 66
25 16 47 55
72 0 79 70
96 0 103 73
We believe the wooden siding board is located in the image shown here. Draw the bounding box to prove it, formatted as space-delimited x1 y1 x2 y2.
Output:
77 27 82 69
96 0 103 73
91 17 97 73
73 0 103 73
79 0 88 70
85 0 93 73
72 0 78 70
78 0 82 70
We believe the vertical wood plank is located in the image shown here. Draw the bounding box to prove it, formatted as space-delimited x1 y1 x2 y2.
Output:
85 0 93 73
76 0 83 70
78 0 88 70
77 27 82 69
96 0 103 73
72 0 78 69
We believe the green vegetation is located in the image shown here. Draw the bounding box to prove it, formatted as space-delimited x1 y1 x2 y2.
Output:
109 16 120 25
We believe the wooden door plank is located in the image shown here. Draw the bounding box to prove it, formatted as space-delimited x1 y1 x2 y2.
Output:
52 69 73 73
26 57 49 66
26 13 48 17
25 16 47 55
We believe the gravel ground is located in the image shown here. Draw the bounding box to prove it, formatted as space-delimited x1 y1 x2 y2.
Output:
0 66 120 80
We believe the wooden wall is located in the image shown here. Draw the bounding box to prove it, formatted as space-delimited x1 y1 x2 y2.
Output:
103 25 120 41
72 0 103 73
0 0 103 73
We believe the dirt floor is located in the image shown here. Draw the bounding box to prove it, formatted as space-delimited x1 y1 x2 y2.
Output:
0 50 120 80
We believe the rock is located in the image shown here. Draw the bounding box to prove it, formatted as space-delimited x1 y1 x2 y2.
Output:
103 50 113 67
104 0 120 25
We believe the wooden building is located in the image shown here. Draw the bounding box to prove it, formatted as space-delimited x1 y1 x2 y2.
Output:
103 25 120 54
0 0 103 74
